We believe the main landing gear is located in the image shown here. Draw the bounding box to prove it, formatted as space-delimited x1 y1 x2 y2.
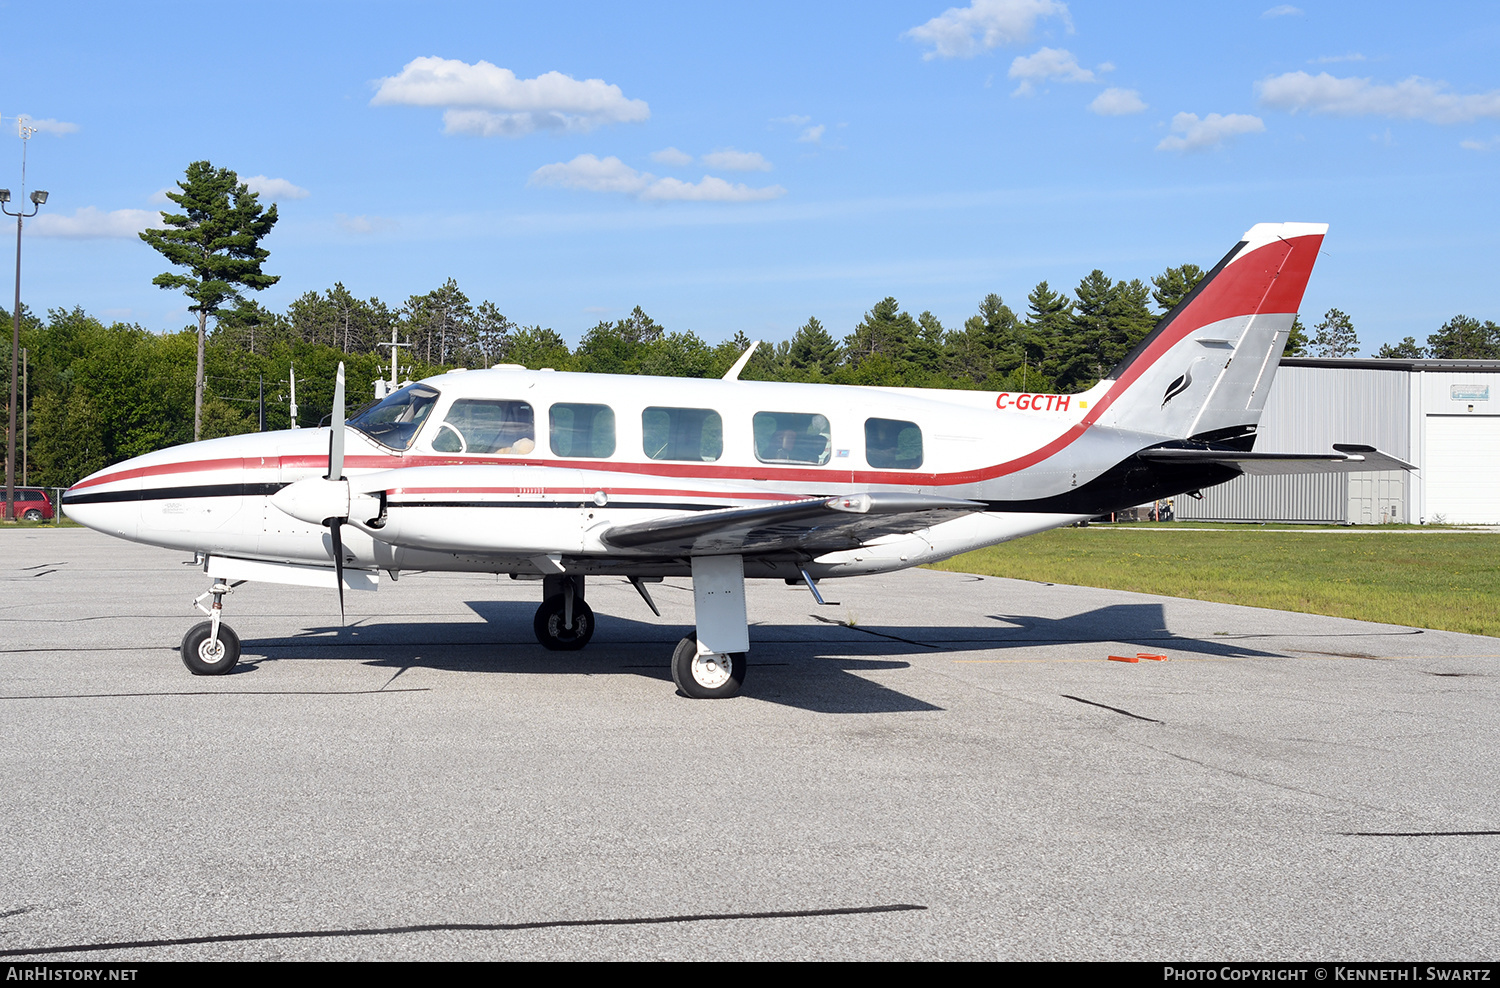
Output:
182 580 241 675
532 575 595 651
528 558 753 699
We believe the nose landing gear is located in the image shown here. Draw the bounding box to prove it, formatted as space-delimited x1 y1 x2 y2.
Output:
182 581 242 675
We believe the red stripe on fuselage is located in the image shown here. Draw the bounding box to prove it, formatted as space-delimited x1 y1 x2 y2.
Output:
70 234 1321 497
393 486 803 502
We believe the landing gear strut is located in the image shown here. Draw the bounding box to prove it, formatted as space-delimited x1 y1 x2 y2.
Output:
182 581 241 675
533 575 594 651
676 554 750 700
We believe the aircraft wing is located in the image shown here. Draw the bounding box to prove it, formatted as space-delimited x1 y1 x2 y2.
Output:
598 492 985 556
1137 443 1416 476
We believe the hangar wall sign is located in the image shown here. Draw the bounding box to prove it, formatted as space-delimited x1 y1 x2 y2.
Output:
1450 384 1489 402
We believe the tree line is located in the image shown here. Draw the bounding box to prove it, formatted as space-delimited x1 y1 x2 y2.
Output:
6 275 1494 493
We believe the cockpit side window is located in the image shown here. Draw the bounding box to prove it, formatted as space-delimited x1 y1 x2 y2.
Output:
432 399 536 454
348 384 439 451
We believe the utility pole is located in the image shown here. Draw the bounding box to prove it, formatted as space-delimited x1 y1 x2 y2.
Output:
20 346 26 484
376 325 410 400
2 117 47 521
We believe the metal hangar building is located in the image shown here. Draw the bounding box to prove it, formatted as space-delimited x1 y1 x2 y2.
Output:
1174 357 1500 525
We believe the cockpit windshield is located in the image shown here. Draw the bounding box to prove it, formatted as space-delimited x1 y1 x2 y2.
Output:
347 384 439 451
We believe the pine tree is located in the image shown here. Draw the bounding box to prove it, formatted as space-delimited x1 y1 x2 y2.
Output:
1150 263 1205 314
1426 315 1500 359
1311 308 1359 357
787 316 839 377
140 161 279 440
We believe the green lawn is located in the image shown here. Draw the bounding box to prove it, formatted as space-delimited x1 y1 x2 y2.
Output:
928 525 1500 637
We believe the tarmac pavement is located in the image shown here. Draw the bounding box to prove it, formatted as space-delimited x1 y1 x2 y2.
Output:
1 528 1497 961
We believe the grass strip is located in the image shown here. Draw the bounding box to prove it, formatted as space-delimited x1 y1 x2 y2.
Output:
928 526 1500 638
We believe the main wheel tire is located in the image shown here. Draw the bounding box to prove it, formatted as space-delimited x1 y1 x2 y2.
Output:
22 509 42 522
181 621 241 676
671 634 746 699
533 595 595 651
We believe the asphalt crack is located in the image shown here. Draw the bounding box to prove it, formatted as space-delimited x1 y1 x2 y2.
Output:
0 903 928 957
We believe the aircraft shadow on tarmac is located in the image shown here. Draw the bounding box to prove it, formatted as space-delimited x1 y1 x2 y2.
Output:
226 600 1311 714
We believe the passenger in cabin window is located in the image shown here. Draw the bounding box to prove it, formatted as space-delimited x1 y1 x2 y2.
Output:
753 412 832 465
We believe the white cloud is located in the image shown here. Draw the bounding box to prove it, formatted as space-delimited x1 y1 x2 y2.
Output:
335 214 396 234
241 175 310 200
797 124 827 144
650 147 694 166
1008 46 1095 96
148 188 173 205
372 56 649 136
639 176 786 202
906 0 1072 60
529 154 651 194
1090 87 1147 115
529 154 785 202
1257 71 1500 124
32 207 164 239
1262 5 1303 16
1460 136 1500 151
701 148 772 171
1156 112 1266 152
19 117 78 136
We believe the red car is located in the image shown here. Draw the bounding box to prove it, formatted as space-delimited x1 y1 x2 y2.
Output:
10 488 53 522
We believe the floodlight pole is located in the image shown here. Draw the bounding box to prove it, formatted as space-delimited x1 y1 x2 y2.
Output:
2 118 45 521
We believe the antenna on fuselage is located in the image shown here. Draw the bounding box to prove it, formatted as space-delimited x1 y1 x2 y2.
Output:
722 341 761 381
289 366 299 429
376 327 411 399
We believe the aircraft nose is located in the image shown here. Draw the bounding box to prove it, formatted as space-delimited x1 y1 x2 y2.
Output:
62 466 142 541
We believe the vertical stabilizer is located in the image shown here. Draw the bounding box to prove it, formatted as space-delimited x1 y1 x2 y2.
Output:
1093 222 1327 445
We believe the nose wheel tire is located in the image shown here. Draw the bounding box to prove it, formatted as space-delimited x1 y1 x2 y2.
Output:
181 621 241 676
533 595 595 651
671 635 745 699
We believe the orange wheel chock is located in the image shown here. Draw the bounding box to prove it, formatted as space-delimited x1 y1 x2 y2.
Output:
1108 655 1140 663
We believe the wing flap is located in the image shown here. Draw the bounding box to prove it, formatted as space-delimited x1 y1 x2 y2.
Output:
1138 443 1416 476
599 492 985 556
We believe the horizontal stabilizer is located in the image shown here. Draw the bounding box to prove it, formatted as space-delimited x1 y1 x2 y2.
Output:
1137 443 1415 476
599 492 984 556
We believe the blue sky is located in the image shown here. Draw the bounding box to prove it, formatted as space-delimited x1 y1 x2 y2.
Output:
6 0 1499 354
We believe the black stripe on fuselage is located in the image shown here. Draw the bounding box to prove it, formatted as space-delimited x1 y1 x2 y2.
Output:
386 500 728 512
63 482 289 506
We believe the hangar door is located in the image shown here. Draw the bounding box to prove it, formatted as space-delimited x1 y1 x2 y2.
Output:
1425 416 1500 524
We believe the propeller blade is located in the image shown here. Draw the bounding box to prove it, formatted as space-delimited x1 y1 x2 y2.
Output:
328 517 346 624
328 362 346 481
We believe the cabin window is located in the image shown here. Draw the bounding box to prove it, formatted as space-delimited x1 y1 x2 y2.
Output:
348 383 440 451
432 399 535 454
753 411 832 465
643 406 723 462
865 418 923 469
550 403 616 458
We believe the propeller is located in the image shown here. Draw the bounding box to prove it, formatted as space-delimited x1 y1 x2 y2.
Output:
271 363 379 624
325 364 347 622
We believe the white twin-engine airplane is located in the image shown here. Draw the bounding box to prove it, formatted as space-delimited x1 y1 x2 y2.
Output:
63 223 1410 698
